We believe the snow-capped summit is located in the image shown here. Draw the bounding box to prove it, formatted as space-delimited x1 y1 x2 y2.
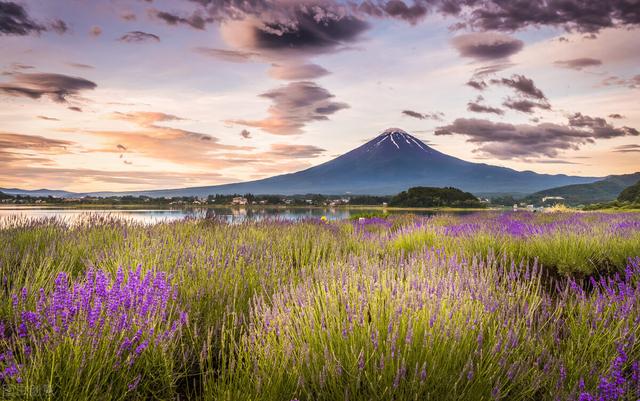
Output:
370 128 432 153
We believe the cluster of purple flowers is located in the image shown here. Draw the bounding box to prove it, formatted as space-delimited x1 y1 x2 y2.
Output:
0 266 186 384
240 250 640 398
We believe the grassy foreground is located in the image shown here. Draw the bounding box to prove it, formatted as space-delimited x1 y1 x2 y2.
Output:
1 212 639 400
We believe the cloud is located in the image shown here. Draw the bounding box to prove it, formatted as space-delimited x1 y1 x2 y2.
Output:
266 143 325 158
467 100 503 115
240 129 251 139
90 26 102 37
0 166 229 190
451 32 523 61
357 0 428 24
68 106 82 112
118 31 160 43
502 98 551 113
149 8 213 30
195 47 260 63
613 144 640 153
0 1 44 36
435 115 639 159
608 113 624 119
445 0 640 33
112 111 184 126
601 74 640 89
228 81 349 135
0 72 97 103
84 111 255 168
401 110 444 120
0 132 73 167
466 80 487 90
66 62 94 69
120 12 136 21
568 112 639 138
0 132 72 152
554 57 602 70
37 115 59 121
49 19 68 34
471 62 516 78
531 159 581 165
489 74 547 100
268 63 330 80
221 8 369 58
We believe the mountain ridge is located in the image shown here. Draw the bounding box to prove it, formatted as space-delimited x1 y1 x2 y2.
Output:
525 172 640 205
2 128 605 197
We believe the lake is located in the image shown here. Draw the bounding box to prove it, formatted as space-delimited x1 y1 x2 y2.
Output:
0 206 468 225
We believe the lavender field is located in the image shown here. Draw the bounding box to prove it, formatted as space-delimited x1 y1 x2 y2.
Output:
1 212 640 400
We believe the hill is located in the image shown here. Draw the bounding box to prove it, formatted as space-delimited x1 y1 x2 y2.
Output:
390 187 482 208
618 180 640 203
525 172 640 205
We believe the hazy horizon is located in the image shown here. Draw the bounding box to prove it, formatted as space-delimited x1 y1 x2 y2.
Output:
1 0 639 192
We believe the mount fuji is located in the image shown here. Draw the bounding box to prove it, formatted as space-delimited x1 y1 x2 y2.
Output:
85 128 599 197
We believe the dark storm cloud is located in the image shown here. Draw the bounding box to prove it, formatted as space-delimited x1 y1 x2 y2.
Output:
0 72 97 103
150 9 213 30
68 106 82 112
228 81 349 135
401 110 444 121
466 80 487 90
0 1 44 35
451 32 523 61
490 74 547 100
118 31 160 43
195 47 260 63
467 101 503 115
608 113 624 119
502 98 551 113
435 114 639 159
554 58 602 70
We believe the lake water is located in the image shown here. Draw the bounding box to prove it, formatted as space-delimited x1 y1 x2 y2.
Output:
0 206 462 225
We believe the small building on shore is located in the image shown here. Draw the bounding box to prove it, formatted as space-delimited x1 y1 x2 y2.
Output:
231 197 248 205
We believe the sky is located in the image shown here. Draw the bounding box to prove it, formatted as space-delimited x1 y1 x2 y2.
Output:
1 0 639 192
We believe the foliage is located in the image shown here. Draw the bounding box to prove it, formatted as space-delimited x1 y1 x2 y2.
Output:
390 187 483 208
618 180 640 203
0 212 639 400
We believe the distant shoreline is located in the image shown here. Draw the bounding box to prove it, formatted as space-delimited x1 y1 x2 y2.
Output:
0 204 498 212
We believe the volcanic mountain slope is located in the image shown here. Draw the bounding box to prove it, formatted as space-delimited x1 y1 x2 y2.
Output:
99 128 599 197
